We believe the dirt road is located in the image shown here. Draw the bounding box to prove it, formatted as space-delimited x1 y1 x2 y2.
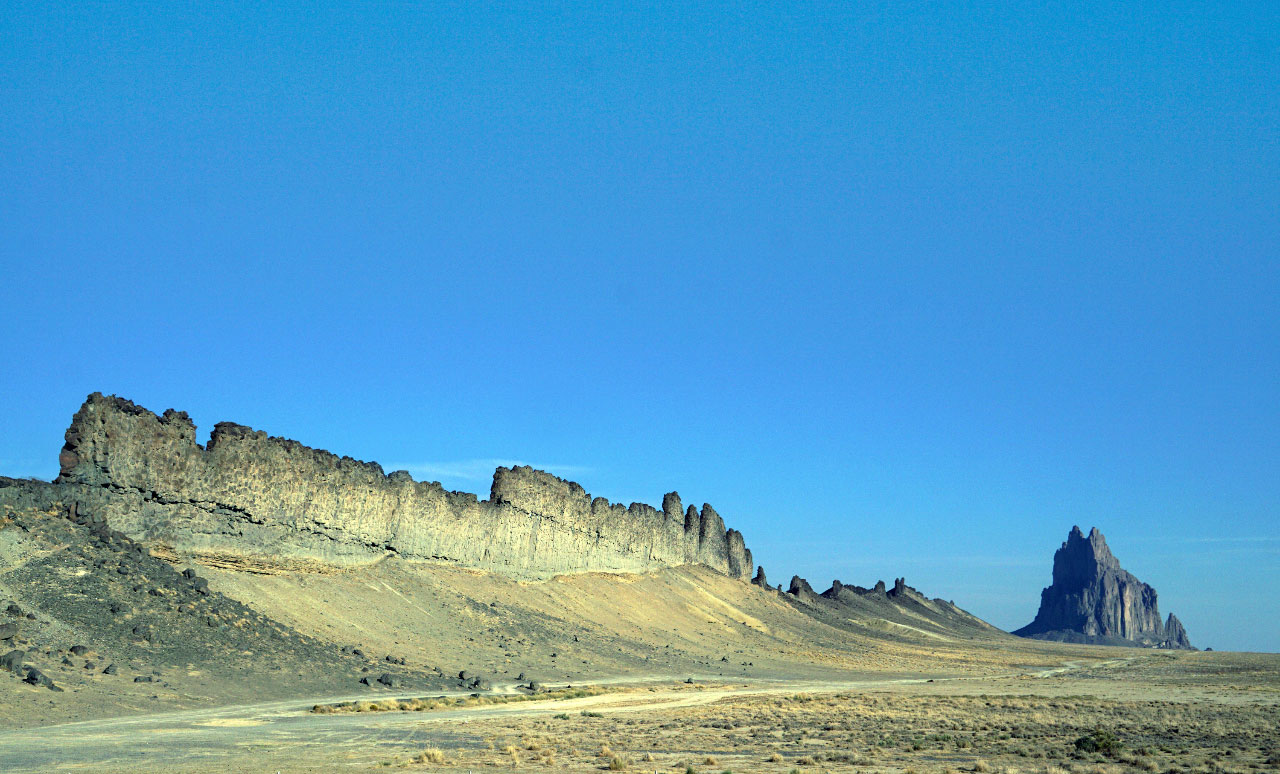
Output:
0 662 1123 772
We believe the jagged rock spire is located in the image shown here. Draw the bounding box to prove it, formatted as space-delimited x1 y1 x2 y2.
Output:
1015 526 1194 649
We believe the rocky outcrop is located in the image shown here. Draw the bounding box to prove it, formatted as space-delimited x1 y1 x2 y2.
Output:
4 393 755 581
1164 613 1192 650
783 575 1000 639
788 576 818 603
1014 526 1193 649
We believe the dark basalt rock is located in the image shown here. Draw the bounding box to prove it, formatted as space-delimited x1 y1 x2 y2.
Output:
787 576 818 603
24 666 61 691
0 649 24 673
3 392 756 582
750 566 768 588
1164 613 1192 649
1014 526 1194 649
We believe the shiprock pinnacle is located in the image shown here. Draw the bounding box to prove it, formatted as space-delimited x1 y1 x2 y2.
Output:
1015 526 1193 649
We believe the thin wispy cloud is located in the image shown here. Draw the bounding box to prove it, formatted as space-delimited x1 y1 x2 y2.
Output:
1131 535 1280 545
387 458 593 486
770 548 1044 569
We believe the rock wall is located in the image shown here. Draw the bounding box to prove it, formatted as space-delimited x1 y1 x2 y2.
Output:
21 393 754 581
1014 526 1193 649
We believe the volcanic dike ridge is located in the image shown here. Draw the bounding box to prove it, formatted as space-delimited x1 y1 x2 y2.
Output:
1 393 755 581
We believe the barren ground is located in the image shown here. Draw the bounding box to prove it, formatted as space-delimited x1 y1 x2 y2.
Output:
1 651 1276 772
1 505 1275 773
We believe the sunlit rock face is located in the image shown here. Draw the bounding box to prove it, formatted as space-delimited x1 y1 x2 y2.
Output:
16 393 754 581
1015 526 1194 649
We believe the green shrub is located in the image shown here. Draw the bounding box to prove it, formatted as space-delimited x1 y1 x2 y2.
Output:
1075 727 1124 757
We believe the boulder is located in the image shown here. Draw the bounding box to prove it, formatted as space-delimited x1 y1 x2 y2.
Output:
23 667 58 690
0 649 24 673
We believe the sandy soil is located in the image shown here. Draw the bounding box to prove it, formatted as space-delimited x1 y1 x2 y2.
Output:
3 651 1275 773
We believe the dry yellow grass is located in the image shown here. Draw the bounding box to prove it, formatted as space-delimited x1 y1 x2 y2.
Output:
375 676 1279 774
311 685 612 714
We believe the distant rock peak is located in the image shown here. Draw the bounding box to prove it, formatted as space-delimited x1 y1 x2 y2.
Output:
1052 525 1122 590
1016 526 1193 650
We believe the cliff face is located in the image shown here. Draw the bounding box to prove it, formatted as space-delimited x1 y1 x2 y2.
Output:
1014 526 1193 649
29 393 754 581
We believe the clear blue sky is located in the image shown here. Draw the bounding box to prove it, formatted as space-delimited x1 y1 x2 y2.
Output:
2 2 1276 652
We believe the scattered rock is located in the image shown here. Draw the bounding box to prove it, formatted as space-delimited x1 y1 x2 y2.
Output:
0 622 17 640
24 667 61 691
1 649 24 672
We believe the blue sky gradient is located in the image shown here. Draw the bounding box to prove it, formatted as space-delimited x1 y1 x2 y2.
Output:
2 2 1277 651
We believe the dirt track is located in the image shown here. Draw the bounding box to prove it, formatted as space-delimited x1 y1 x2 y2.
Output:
0 659 1139 773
